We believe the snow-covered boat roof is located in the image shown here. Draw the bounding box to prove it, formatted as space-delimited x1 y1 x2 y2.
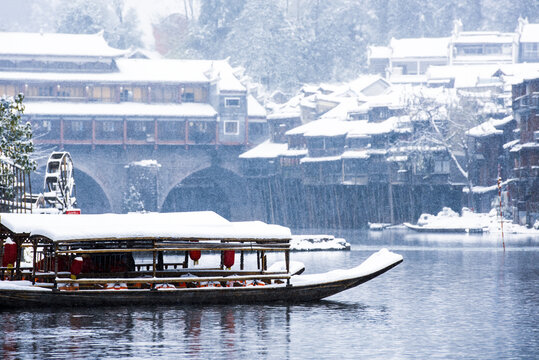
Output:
0 212 292 242
0 31 128 58
24 101 217 118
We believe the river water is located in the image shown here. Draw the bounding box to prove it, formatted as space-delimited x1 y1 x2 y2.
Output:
1 229 538 359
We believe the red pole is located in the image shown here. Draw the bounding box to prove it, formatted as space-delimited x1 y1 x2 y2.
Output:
497 176 505 251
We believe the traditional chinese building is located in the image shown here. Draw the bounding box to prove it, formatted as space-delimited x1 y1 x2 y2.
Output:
511 77 539 226
0 31 266 150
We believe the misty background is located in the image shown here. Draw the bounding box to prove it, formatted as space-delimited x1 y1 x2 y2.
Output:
3 0 538 92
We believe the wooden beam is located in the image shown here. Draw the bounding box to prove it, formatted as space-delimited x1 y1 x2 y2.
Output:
56 273 291 284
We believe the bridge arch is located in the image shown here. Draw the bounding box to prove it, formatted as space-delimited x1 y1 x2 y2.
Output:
32 164 112 214
161 166 251 220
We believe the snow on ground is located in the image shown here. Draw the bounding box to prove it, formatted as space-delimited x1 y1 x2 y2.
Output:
290 235 351 251
412 207 539 234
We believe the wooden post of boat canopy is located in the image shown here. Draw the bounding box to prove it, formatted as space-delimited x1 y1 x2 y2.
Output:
32 238 37 285
183 251 188 268
261 250 267 272
285 249 290 286
240 250 244 270
152 239 157 279
220 247 224 270
53 243 59 290
15 237 22 280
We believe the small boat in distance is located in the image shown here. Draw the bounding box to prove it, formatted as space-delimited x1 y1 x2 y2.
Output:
404 207 486 233
0 212 402 308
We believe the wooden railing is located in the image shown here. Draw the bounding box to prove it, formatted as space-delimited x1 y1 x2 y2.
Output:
0 157 32 213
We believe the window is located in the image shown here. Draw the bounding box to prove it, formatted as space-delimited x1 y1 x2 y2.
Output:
71 121 84 132
460 46 482 55
434 160 450 174
224 120 239 135
485 45 501 55
120 89 133 102
225 97 240 107
523 43 539 58
280 157 300 167
182 92 195 102
91 86 113 102
42 120 51 132
38 86 54 97
134 122 146 132
103 121 116 132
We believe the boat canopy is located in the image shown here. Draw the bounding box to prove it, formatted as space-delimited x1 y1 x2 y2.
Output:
0 211 292 242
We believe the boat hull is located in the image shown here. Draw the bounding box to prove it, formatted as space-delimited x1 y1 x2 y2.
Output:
403 222 484 233
0 260 402 308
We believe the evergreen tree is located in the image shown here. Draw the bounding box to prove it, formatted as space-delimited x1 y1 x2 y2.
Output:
122 185 145 213
197 0 246 57
0 94 36 173
56 0 142 49
225 0 298 89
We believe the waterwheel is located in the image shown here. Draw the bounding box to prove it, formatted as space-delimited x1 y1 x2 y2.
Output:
43 152 77 211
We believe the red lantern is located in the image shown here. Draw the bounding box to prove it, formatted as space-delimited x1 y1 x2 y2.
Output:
189 240 201 265
2 238 17 268
70 256 83 278
189 250 201 265
223 250 235 269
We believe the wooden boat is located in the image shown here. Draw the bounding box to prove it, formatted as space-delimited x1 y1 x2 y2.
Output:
0 212 402 308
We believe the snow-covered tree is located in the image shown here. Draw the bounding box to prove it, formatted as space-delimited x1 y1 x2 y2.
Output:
56 0 142 49
401 88 501 207
122 185 145 213
0 94 36 205
225 0 298 89
0 94 36 172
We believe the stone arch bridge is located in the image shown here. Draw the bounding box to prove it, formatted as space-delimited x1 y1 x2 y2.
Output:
31 146 264 221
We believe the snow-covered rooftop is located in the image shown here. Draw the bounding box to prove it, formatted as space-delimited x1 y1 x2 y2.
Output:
466 119 503 138
452 31 516 44
247 94 266 118
390 37 450 59
0 212 292 242
0 58 245 91
239 140 288 159
286 115 411 139
24 101 217 118
520 23 539 43
0 31 129 58
368 46 391 59
300 155 341 163
426 63 539 88
341 150 370 159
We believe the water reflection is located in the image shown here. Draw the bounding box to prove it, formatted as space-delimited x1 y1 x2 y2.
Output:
1 229 538 359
